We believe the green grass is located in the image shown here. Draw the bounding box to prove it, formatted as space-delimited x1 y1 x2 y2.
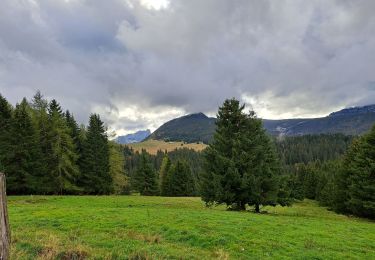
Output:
8 196 375 259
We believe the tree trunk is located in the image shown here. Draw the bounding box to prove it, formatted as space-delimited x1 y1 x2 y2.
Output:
255 204 260 213
0 173 10 260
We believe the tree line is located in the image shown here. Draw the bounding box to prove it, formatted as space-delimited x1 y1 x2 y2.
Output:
1 92 373 219
124 147 200 196
0 92 128 195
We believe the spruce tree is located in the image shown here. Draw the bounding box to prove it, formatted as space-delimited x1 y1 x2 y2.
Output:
159 155 172 196
46 99 79 194
339 125 375 218
65 110 81 151
133 150 158 196
30 91 50 193
168 160 195 196
5 99 42 194
0 94 12 172
200 98 286 212
80 114 112 194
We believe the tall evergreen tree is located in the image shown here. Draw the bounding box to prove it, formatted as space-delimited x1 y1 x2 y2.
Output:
46 99 79 194
339 125 375 218
133 150 158 196
0 94 12 172
80 114 112 194
30 91 50 193
200 98 287 212
159 155 172 196
167 160 195 196
5 99 42 194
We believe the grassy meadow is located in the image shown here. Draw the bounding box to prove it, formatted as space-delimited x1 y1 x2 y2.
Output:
126 140 207 155
8 196 375 260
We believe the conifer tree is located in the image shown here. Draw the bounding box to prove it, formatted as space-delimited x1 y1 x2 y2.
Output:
46 99 79 194
0 94 12 172
168 160 195 196
201 98 287 212
159 155 172 195
5 99 42 194
80 114 112 194
65 110 81 148
339 125 375 218
30 91 50 193
133 150 158 196
109 141 129 194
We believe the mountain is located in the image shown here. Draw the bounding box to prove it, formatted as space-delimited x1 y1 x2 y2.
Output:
148 105 375 143
148 113 216 144
116 129 151 144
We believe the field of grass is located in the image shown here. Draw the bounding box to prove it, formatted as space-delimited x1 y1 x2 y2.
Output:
126 139 207 155
8 196 375 260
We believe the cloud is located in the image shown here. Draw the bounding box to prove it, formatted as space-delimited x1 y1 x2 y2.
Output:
0 0 375 134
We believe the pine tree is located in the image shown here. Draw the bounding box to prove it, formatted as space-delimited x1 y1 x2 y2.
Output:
5 99 42 194
168 160 195 196
159 155 172 195
200 98 286 212
65 110 81 148
339 125 375 218
46 99 79 194
30 91 50 193
80 114 112 194
0 94 12 172
133 150 158 196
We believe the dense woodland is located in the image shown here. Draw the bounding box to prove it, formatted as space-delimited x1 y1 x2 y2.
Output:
0 92 128 195
0 93 374 219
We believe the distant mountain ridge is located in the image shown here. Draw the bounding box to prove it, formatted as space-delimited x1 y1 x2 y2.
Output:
148 104 375 143
116 129 151 144
148 113 215 144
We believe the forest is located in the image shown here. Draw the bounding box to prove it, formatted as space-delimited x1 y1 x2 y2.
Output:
0 92 374 219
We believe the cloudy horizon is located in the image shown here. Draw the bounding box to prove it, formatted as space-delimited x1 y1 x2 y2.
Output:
1 0 375 136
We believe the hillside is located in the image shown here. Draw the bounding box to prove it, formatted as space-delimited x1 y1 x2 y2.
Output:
148 113 216 143
148 105 375 143
127 139 207 155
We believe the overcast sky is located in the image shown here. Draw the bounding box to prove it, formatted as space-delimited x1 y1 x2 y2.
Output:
1 0 375 135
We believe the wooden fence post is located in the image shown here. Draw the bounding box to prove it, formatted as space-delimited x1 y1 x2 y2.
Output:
0 173 10 260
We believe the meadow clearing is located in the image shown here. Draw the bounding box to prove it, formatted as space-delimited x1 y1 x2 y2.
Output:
8 196 375 260
126 140 207 155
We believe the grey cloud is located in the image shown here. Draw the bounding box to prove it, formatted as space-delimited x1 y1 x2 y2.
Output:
0 0 375 134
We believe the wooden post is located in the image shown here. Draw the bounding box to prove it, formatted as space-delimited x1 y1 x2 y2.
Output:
0 173 10 260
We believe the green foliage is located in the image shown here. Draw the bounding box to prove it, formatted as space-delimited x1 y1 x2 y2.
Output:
5 99 43 194
109 141 130 194
164 160 195 196
133 150 158 196
45 99 80 194
201 98 286 212
159 155 172 196
338 125 375 218
276 134 353 165
80 114 112 194
0 94 13 172
1 91 129 195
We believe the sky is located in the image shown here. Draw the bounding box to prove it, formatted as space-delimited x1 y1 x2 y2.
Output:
1 0 375 135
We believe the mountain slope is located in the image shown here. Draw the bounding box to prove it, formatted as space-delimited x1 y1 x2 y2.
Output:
148 113 215 144
148 105 375 143
116 129 151 144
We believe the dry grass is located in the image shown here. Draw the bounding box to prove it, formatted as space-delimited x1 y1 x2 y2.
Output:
126 139 207 154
